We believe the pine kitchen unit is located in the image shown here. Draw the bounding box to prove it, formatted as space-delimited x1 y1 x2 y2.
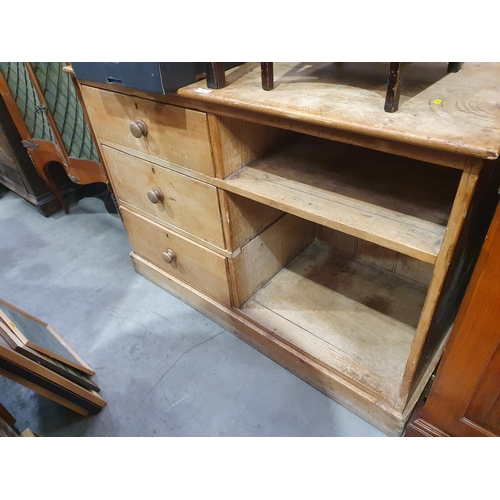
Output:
76 62 500 436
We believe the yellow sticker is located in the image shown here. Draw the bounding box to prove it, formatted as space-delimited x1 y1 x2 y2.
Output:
433 99 443 105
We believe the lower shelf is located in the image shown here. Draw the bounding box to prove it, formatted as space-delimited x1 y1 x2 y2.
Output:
131 250 443 436
239 242 428 405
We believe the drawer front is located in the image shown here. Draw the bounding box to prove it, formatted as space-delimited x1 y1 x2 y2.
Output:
103 146 225 248
121 207 231 305
81 85 214 176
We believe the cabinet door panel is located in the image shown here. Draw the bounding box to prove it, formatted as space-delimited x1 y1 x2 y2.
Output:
406 202 500 437
464 342 500 435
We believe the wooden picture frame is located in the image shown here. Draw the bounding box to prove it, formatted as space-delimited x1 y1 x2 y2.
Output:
0 334 105 415
0 365 91 417
0 299 94 375
0 320 100 392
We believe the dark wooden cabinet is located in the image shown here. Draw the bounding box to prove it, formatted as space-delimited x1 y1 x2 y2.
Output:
0 62 109 214
0 96 77 216
406 199 500 437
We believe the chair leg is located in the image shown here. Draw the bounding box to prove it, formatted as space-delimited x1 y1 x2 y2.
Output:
204 63 226 89
261 63 274 91
385 62 404 113
447 62 463 73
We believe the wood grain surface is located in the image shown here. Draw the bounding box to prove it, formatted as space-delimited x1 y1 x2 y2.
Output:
102 145 226 249
228 214 315 307
178 62 500 160
82 85 215 175
120 207 231 305
240 241 428 405
320 227 435 286
218 191 283 253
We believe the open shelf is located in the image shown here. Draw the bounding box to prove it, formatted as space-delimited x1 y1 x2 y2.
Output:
222 135 462 264
239 241 429 404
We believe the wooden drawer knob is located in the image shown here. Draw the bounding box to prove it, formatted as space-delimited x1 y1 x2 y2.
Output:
130 120 148 138
147 187 164 204
162 249 177 264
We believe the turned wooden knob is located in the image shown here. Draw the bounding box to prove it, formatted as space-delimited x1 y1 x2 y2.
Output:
162 249 177 264
130 120 148 138
147 187 164 204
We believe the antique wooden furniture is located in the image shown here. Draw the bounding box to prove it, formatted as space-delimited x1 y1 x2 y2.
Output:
0 63 108 213
0 300 104 416
405 198 500 437
0 335 105 416
76 62 500 436
0 95 75 216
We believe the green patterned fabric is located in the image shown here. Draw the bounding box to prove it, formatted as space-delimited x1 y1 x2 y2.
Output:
0 62 54 142
31 62 99 161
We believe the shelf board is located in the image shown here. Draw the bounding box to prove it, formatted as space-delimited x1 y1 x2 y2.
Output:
221 135 461 264
240 241 429 405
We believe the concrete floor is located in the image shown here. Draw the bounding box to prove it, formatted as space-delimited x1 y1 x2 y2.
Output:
0 185 386 436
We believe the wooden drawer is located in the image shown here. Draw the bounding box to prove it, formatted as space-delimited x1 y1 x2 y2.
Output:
121 207 231 305
102 146 225 249
81 85 214 176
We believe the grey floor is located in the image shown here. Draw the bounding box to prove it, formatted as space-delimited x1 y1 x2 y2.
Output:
0 185 386 437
